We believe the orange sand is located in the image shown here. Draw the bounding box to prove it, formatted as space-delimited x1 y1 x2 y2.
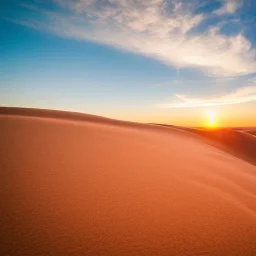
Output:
176 126 256 166
1 107 256 256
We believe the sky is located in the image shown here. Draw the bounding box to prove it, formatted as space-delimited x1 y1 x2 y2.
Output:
1 0 256 127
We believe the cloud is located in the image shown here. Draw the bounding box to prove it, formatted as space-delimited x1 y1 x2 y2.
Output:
16 0 256 76
215 0 241 15
161 85 256 108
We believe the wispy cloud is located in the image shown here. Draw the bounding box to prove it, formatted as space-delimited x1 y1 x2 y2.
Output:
161 85 256 108
215 0 241 15
14 0 256 77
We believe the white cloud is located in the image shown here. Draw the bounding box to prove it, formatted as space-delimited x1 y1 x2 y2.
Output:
161 85 256 108
17 0 256 76
215 0 241 15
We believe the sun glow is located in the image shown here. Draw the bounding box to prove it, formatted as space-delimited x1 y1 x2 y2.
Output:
204 109 217 128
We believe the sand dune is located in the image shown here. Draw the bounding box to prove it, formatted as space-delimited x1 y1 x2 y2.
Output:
178 127 256 166
151 124 256 166
1 107 256 256
243 129 256 137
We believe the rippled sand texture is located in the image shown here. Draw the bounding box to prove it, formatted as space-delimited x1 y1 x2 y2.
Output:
1 108 256 256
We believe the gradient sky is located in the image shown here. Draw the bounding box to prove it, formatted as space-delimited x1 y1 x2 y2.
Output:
1 0 256 126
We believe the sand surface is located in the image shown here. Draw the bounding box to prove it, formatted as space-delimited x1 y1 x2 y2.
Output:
1 108 256 256
179 126 256 166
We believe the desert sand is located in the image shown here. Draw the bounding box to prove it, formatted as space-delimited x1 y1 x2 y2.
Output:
155 125 256 166
1 107 256 256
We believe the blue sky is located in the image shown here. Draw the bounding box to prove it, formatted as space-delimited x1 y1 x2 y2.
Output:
1 0 256 126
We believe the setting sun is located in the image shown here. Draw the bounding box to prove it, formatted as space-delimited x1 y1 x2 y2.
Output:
205 109 217 127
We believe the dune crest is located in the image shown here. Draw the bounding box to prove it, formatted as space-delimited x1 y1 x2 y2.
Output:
1 108 256 256
176 126 256 166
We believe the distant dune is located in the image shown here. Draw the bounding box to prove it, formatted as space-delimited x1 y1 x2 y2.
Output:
158 125 256 166
1 107 256 256
191 128 256 166
244 129 256 137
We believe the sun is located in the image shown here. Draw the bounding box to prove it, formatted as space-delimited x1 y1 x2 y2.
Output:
204 109 217 128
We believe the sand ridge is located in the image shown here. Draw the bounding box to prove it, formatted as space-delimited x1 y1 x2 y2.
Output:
154 123 256 166
1 107 256 255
